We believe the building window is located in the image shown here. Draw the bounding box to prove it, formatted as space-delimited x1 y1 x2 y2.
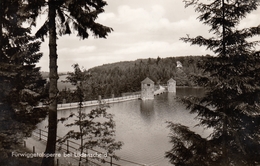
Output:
147 84 150 86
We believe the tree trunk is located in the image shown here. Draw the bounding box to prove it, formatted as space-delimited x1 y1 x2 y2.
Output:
79 126 83 166
0 0 3 61
41 0 58 166
221 0 228 165
79 85 83 166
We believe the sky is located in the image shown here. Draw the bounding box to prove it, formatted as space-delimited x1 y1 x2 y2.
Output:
36 0 260 72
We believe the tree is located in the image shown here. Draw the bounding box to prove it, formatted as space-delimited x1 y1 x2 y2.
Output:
58 64 122 166
34 1 113 165
0 0 43 106
166 0 260 166
66 64 88 86
0 0 47 163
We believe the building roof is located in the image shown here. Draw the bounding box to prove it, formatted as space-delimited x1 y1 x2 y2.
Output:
167 78 176 83
141 77 154 84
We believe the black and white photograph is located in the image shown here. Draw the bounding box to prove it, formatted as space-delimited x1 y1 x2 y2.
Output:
1 0 260 166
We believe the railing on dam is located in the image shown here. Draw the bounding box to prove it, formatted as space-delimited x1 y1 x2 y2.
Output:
154 86 166 96
32 129 147 166
38 94 141 110
37 86 167 110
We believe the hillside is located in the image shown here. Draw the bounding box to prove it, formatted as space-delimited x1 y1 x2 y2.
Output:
79 56 206 99
47 56 208 102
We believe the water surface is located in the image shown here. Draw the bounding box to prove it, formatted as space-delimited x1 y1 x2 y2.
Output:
37 88 210 165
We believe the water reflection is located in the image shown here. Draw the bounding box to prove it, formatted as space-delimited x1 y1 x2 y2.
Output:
140 100 154 124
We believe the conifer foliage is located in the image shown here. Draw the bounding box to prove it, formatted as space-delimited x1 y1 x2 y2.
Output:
0 0 45 109
166 0 260 165
0 0 46 164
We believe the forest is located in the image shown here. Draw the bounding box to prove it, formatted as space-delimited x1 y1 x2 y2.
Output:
57 55 207 103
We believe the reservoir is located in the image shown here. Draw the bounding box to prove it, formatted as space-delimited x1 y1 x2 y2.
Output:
36 87 210 166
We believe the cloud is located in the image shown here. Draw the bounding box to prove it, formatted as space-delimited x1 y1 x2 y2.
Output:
111 33 215 61
239 12 260 29
36 1 260 72
114 40 212 56
116 5 167 31
59 46 97 54
98 12 116 22
114 41 174 55
107 4 207 38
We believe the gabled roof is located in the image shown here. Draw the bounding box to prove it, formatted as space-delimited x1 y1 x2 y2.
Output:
167 78 176 83
141 77 154 84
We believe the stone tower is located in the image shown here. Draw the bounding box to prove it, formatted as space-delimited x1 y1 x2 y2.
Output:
167 78 176 93
141 77 154 100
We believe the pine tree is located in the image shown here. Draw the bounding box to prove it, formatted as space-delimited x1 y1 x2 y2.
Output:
33 1 113 165
166 0 260 166
0 0 46 163
0 0 46 111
